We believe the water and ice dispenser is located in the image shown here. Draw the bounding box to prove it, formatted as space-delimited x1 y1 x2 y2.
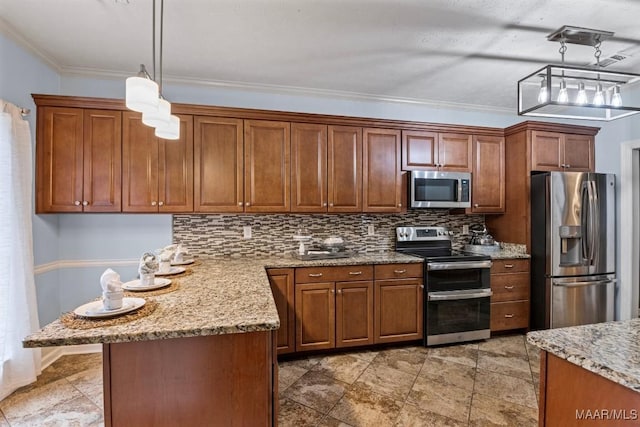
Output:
558 225 583 266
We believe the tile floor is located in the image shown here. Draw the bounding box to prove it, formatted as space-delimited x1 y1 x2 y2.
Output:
0 334 540 426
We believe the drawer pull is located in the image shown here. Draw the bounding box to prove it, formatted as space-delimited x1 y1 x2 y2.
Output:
349 271 363 275
308 273 323 277
504 264 514 268
393 269 407 274
504 314 514 318
504 285 515 290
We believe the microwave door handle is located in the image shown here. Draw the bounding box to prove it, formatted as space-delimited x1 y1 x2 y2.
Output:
457 180 462 202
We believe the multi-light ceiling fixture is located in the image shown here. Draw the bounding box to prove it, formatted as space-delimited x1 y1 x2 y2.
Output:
125 0 180 139
518 26 640 121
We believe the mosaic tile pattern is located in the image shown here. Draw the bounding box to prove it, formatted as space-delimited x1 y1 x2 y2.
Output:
173 211 485 257
1 335 540 426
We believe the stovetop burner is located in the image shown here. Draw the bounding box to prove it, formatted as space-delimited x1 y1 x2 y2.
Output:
395 226 491 262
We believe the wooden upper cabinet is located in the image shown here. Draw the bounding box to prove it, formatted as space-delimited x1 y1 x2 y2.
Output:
401 131 438 170
291 123 327 212
531 131 594 172
194 117 244 212
267 268 295 355
244 120 291 212
37 106 121 213
328 126 362 212
363 128 402 212
122 112 193 212
438 133 472 171
470 135 505 213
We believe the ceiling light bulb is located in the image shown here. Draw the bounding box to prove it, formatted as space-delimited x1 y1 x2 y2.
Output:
155 115 180 140
125 65 159 113
593 83 605 106
557 80 569 103
576 82 588 105
142 98 171 128
537 78 549 103
611 85 622 107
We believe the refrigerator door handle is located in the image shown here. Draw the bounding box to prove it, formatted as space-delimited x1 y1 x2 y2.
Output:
589 180 600 266
553 278 616 288
581 181 590 263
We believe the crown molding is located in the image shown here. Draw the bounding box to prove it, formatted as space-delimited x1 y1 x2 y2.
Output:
0 17 62 73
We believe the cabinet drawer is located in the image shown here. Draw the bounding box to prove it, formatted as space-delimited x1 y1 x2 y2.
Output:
491 259 530 274
295 265 373 283
374 263 423 279
490 301 529 332
491 273 530 302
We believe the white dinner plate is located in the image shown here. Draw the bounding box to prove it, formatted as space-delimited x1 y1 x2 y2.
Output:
155 266 186 276
171 258 195 266
73 297 146 318
122 277 171 291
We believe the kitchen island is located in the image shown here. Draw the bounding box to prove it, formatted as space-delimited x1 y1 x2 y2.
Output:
23 253 421 427
527 319 640 427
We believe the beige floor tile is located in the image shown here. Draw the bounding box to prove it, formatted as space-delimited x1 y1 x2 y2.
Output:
477 351 533 381
285 355 323 370
317 415 355 426
10 395 103 427
278 398 324 427
284 371 349 413
474 369 538 409
48 353 103 378
312 354 371 384
427 343 478 368
349 349 379 362
395 402 467 427
279 362 309 391
478 335 527 357
354 363 416 401
407 375 472 422
329 384 403 427
0 378 83 422
372 347 427 376
0 411 9 427
419 356 476 391
66 366 104 410
469 392 538 426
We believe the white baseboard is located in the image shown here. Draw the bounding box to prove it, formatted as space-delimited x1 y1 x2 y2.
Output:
41 343 102 370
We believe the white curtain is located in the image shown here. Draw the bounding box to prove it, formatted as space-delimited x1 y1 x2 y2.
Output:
0 100 41 400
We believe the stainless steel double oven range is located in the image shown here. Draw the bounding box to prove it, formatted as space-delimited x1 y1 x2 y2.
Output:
396 226 493 346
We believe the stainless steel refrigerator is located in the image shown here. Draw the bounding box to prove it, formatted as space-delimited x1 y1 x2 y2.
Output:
530 171 616 330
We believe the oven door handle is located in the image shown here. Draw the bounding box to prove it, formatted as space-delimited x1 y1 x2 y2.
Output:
427 260 493 271
428 289 493 301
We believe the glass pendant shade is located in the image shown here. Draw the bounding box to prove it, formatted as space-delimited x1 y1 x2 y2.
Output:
125 75 159 113
155 115 180 140
537 78 549 103
142 98 171 128
557 80 569 103
575 82 588 105
593 83 605 106
611 85 622 107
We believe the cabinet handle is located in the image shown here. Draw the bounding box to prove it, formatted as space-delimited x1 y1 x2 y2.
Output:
329 203 334 207
504 314 514 318
561 163 566 168
565 164 571 168
398 203 402 207
394 269 407 274
245 202 250 207
238 202 243 206
323 202 327 207
504 285 515 290
474 203 479 208
337 289 342 294
151 201 157 206
82 201 88 206
348 271 363 275
308 273 323 277
158 201 164 206
503 264 514 269
331 289 335 294
74 200 81 206
420 285 424 289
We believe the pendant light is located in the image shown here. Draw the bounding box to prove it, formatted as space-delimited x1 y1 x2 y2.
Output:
125 64 159 113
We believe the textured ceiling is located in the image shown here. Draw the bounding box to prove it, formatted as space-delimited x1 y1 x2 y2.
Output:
2 0 640 111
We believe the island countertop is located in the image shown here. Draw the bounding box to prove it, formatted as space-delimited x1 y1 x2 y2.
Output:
527 318 640 393
23 252 422 348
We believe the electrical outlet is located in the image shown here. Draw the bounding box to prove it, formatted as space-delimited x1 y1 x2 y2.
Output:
367 225 375 236
462 224 470 235
243 226 252 239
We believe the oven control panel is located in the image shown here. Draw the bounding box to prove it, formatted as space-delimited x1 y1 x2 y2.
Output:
396 226 454 241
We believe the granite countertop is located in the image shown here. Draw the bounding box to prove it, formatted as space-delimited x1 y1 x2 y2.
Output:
527 319 640 393
23 252 422 348
464 242 530 260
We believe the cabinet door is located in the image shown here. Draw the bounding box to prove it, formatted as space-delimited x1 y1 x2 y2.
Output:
291 123 327 212
471 135 505 213
336 281 374 348
157 115 193 213
363 128 402 212
327 126 362 212
244 120 291 212
295 282 335 352
194 117 244 212
563 134 594 172
401 130 438 170
267 269 295 355
122 112 159 212
82 110 122 212
438 133 472 171
375 278 423 344
531 131 563 171
38 106 84 212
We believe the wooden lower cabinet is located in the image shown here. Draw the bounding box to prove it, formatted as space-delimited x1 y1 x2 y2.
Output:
267 269 295 355
374 278 424 344
490 258 530 332
336 281 374 348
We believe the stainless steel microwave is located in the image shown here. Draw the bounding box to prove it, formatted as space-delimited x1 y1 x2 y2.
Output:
409 171 471 208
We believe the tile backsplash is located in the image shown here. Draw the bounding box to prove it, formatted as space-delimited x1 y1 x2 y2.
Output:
173 211 484 258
